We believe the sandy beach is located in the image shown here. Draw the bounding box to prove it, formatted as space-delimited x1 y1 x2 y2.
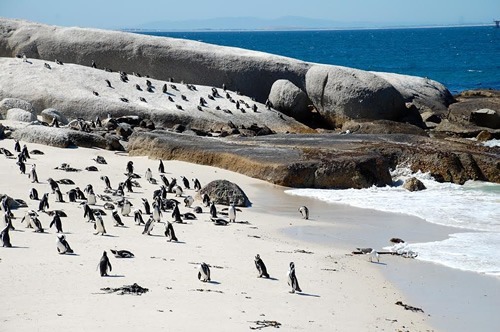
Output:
0 133 441 332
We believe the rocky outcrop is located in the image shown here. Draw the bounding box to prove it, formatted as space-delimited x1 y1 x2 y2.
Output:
41 108 69 125
403 177 427 191
6 108 36 122
469 109 499 129
268 79 310 122
198 180 251 207
0 97 35 119
341 119 428 136
305 65 407 127
11 124 124 150
448 90 500 128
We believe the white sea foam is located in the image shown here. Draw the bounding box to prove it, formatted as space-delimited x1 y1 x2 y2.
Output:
285 166 500 275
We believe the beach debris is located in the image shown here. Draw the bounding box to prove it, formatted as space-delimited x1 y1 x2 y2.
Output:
294 249 314 254
249 320 282 330
395 301 424 313
352 247 418 259
100 283 149 295
191 288 223 294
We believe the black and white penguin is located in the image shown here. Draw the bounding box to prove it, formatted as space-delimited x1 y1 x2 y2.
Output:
174 185 183 197
1 225 12 247
164 221 178 242
209 202 217 218
152 205 162 222
112 210 124 227
38 193 49 212
198 262 211 282
29 164 38 183
29 188 39 200
160 175 169 188
14 140 21 152
287 262 302 293
31 215 44 233
167 178 177 193
202 194 211 207
181 176 190 189
47 178 59 193
255 254 270 278
162 84 168 94
171 202 183 223
133 209 144 225
87 190 96 205
158 160 165 173
67 189 77 202
145 168 152 182
21 145 30 159
142 217 155 235
105 79 112 88
75 187 86 200
83 203 95 222
193 178 201 191
100 176 111 190
55 188 64 202
121 200 132 216
228 202 237 223
183 196 194 208
298 206 309 220
110 249 134 258
126 161 134 174
56 235 73 254
17 160 26 174
98 251 112 276
94 212 106 235
21 210 38 229
91 60 97 68
50 214 63 233
93 155 107 164
141 198 151 215
124 177 134 193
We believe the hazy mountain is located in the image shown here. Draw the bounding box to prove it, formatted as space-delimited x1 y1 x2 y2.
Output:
129 16 380 31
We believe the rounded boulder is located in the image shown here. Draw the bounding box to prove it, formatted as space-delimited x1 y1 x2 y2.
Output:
6 108 37 122
268 79 310 122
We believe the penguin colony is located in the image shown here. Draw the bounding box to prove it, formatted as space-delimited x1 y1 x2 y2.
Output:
0 140 319 295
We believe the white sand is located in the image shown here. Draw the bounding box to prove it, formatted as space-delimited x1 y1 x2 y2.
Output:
0 137 433 331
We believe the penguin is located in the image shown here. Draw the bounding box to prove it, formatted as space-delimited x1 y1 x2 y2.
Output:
93 156 107 164
162 84 168 94
193 178 201 191
126 161 134 174
160 175 169 188
228 202 237 223
209 202 217 218
50 214 63 233
287 262 302 293
67 189 77 202
47 178 59 193
171 202 183 223
198 262 211 282
167 178 177 193
112 210 124 227
134 209 145 225
183 196 194 208
110 249 134 258
145 168 152 182
164 221 178 242
29 164 38 183
142 217 155 235
298 206 309 220
142 198 151 215
369 249 380 263
55 59 63 65
14 140 21 152
91 60 97 68
152 205 162 222
174 185 183 197
56 235 73 254
55 188 64 202
182 212 196 220
75 187 86 200
38 193 49 211
181 176 190 189
105 79 112 88
158 160 165 173
193 206 203 214
255 254 270 278
29 188 39 200
94 212 106 235
98 251 112 276
121 200 132 216
124 177 134 193
101 176 111 190
17 160 26 174
31 215 44 233
21 210 38 229
211 218 228 226
83 203 95 222
87 190 96 205
1 225 12 247
21 145 30 159
202 194 211 207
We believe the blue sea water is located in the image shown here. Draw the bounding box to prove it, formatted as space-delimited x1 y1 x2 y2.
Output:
137 26 500 94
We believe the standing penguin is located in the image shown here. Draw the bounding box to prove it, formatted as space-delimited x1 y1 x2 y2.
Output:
160 175 169 187
1 225 12 247
228 202 237 223
142 217 155 235
31 215 44 233
29 164 38 183
94 212 106 235
50 214 63 233
152 205 162 222
55 188 64 202
83 203 95 222
134 209 144 225
287 262 302 293
112 210 124 227
298 206 309 220
145 168 152 182
171 202 183 223
209 202 217 218
198 262 211 282
202 194 211 207
126 161 134 174
174 185 183 197
100 176 111 190
98 251 112 276
158 159 165 173
29 188 39 200
14 140 21 152
164 221 178 242
193 178 201 191
142 198 151 215
48 178 60 193
38 193 49 211
183 196 194 208
121 199 132 216
17 160 26 174
87 189 96 205
254 254 270 278
56 235 73 254
21 144 30 159
181 176 190 189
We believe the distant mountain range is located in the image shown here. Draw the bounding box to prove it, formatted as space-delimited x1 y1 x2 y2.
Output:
127 16 426 31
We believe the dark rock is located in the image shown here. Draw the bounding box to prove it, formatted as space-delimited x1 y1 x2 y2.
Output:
341 119 428 137
139 119 155 130
403 177 427 191
116 115 142 126
171 124 186 133
421 111 442 124
116 123 133 139
198 180 251 207
469 109 499 129
476 130 493 142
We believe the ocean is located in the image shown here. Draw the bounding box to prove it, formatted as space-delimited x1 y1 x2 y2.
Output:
137 27 500 276
137 26 500 94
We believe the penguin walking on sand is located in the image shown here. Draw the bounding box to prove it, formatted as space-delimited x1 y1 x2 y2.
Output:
134 209 145 225
254 254 270 278
174 185 183 197
203 194 211 207
299 206 309 220
14 140 21 153
160 175 169 188
198 262 211 282
158 159 165 173
21 210 38 229
164 221 178 242
50 214 63 233
17 160 26 174
1 224 12 247
142 198 151 215
112 210 124 227
48 178 60 194
38 193 49 212
29 164 38 183
98 251 112 276
94 212 106 235
142 217 155 235
56 235 73 254
287 262 302 293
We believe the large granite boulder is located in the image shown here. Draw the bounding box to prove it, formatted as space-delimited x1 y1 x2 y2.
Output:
305 65 407 127
268 79 310 122
403 177 427 191
469 109 499 129
0 97 34 119
6 108 37 122
41 108 69 125
198 180 251 207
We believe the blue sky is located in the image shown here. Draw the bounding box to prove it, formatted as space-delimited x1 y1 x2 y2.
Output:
1 0 499 29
